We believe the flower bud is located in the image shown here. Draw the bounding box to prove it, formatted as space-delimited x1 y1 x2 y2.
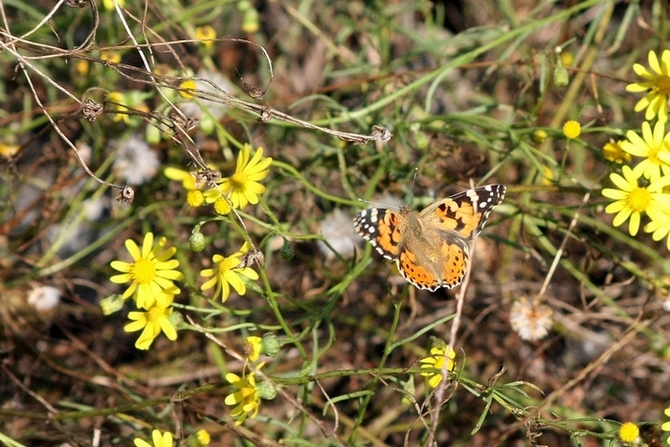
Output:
256 380 277 400
189 229 205 252
280 239 294 262
261 333 281 357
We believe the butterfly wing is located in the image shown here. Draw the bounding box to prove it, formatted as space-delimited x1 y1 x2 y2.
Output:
419 184 506 240
414 184 506 289
396 234 469 290
354 184 506 291
353 208 404 260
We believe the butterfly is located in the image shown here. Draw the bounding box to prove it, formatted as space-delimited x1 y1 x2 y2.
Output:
353 184 506 290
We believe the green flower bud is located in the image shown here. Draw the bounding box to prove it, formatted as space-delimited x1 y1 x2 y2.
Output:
145 124 161 144
261 333 281 357
242 8 259 33
256 380 277 400
100 294 124 315
237 0 252 11
401 376 415 405
531 129 547 144
200 114 215 135
410 124 430 150
553 63 569 87
279 238 294 262
189 229 205 252
168 310 184 328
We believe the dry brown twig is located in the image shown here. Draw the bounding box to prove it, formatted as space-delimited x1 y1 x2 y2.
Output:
1 0 391 209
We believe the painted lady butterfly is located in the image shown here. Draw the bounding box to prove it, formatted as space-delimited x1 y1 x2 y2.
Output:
353 184 506 290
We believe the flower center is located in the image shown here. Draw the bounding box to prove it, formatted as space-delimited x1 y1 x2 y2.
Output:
132 258 157 284
655 75 670 96
231 172 247 187
219 256 241 273
627 187 651 213
647 145 663 165
147 305 165 321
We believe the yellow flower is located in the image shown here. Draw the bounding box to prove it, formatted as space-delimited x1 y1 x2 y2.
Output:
101 51 121 64
532 129 547 143
106 91 130 124
213 197 232 215
203 188 219 203
102 0 124 11
164 167 197 190
124 299 178 350
179 79 197 100
225 370 261 425
200 243 259 302
602 164 670 236
218 144 272 209
195 25 217 49
187 190 205 207
661 406 670 433
245 336 262 362
560 51 574 67
110 232 184 309
0 143 19 158
618 422 639 444
540 164 554 186
194 429 210 446
164 167 207 206
134 429 173 447
645 209 670 249
562 120 581 139
626 49 670 123
621 121 670 181
74 60 89 76
419 346 455 388
602 140 631 164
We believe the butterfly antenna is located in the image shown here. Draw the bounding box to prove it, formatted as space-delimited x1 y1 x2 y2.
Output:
408 167 419 204
357 197 401 211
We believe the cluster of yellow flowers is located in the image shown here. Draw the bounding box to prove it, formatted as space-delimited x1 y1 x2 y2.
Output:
224 336 266 425
109 232 183 350
602 50 670 247
602 50 670 445
75 6 273 436
107 143 273 428
131 338 274 441
165 144 272 214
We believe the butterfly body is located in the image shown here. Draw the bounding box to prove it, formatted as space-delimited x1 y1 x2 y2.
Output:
353 184 506 291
